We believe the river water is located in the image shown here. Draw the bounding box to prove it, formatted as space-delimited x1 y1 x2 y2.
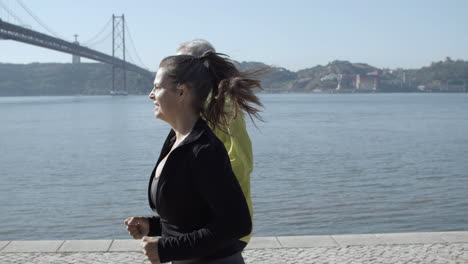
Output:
0 93 467 240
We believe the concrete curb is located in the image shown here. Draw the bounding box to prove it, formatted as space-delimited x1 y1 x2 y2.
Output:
1 231 467 253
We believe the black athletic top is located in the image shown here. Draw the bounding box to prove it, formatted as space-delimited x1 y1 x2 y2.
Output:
147 118 251 263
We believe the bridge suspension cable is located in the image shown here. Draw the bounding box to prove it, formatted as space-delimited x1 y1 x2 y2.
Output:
0 0 27 26
85 29 112 48
124 46 137 65
124 20 148 69
83 17 112 46
16 0 66 40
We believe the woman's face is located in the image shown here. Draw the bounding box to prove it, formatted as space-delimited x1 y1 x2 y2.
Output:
148 67 180 123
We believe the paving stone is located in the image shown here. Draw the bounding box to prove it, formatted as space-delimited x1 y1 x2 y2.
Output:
332 234 387 246
0 241 10 251
375 232 447 244
108 239 141 252
1 240 64 253
0 233 466 263
278 235 339 248
58 240 113 252
0 252 146 264
245 237 282 249
439 231 468 243
243 243 465 264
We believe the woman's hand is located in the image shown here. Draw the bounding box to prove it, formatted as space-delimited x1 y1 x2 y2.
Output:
124 216 150 239
141 236 160 264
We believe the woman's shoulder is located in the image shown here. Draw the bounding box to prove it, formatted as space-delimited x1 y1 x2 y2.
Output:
193 121 229 158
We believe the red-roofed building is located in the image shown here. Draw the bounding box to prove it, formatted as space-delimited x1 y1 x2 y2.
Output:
356 70 380 91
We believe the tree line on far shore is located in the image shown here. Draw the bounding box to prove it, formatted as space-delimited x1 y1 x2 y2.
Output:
0 57 467 96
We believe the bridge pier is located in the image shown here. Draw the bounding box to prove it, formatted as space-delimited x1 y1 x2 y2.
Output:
72 34 81 64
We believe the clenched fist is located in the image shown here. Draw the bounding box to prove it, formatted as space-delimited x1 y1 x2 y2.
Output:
141 236 160 264
124 216 150 239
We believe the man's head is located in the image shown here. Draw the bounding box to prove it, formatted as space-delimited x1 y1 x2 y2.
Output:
176 39 216 57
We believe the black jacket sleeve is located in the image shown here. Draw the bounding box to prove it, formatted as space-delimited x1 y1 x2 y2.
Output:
147 215 162 236
157 145 252 262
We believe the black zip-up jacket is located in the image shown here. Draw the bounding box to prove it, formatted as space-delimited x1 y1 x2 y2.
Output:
147 118 252 263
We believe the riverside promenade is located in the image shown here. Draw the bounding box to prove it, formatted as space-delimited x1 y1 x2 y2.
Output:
0 231 467 263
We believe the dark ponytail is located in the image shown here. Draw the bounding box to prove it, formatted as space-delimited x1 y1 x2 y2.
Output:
159 52 265 132
199 52 264 131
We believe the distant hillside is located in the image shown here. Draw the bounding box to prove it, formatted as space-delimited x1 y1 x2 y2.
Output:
0 63 151 96
1 57 467 96
292 60 379 92
235 61 297 93
410 57 468 86
238 58 468 93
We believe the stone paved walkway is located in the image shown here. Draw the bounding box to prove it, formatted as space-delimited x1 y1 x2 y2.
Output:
1 232 467 263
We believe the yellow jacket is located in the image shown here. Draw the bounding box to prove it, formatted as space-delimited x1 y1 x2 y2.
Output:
210 100 254 244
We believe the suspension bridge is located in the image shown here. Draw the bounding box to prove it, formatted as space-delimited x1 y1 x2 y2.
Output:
0 0 153 94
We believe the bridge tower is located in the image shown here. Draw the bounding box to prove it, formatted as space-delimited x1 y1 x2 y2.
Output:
111 14 127 95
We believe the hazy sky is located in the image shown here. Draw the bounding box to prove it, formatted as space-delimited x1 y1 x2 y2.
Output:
1 0 467 71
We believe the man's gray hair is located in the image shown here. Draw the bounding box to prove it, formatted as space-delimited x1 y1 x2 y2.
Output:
176 39 216 57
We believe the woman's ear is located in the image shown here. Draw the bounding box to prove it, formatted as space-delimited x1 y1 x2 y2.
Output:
177 84 188 101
